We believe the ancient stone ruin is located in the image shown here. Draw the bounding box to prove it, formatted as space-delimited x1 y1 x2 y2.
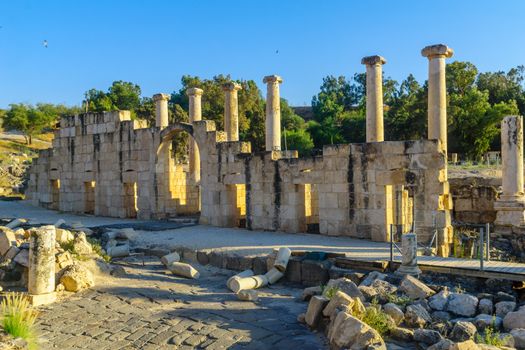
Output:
23 43 525 259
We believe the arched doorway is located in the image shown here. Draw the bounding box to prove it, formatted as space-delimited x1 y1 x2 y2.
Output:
155 123 201 218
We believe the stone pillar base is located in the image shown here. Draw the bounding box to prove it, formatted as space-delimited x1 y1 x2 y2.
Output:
494 200 525 227
395 265 422 276
28 292 56 306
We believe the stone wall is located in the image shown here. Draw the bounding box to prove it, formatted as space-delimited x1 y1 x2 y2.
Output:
26 111 453 254
449 176 500 224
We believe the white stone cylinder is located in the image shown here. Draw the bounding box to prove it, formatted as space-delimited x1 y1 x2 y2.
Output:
263 75 283 151
422 44 453 153
161 252 181 266
273 247 291 272
223 82 242 142
226 269 254 290
396 233 421 276
361 56 386 143
106 244 130 258
229 276 258 293
252 274 269 288
167 262 200 279
264 267 284 284
187 88 203 183
501 116 524 200
6 218 24 229
28 225 56 295
153 93 170 129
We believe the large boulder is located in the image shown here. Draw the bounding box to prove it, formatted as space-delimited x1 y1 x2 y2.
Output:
478 298 494 315
428 339 454 350
503 308 525 331
405 304 432 328
495 301 516 318
329 311 385 350
73 232 93 255
390 327 413 342
326 278 365 301
383 303 404 325
305 295 329 328
450 321 477 342
413 328 443 345
59 263 94 292
474 314 503 331
447 293 479 317
323 291 354 318
510 328 525 349
400 275 435 300
429 288 450 311
449 340 482 350
359 271 386 287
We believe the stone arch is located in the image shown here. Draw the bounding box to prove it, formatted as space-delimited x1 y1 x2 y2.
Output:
155 122 202 218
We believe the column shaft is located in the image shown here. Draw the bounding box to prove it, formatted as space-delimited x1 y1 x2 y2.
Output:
187 88 203 183
362 55 386 142
501 116 524 200
263 75 283 151
153 93 170 129
223 82 242 141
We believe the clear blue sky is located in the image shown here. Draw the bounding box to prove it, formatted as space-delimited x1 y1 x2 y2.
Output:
1 0 524 108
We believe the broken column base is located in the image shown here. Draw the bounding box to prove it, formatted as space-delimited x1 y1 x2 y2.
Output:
494 200 525 227
27 292 56 306
395 265 422 276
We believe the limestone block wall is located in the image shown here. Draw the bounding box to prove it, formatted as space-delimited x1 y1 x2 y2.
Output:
27 111 453 254
449 177 500 224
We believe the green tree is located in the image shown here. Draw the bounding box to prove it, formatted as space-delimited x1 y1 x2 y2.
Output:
3 104 53 144
477 66 525 115
282 128 314 156
84 81 142 118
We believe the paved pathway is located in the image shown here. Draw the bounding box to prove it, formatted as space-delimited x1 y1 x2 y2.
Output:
36 256 326 350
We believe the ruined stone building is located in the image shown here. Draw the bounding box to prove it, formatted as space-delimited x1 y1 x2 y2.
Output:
27 44 472 256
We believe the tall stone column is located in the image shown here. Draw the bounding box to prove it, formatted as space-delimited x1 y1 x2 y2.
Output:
495 116 525 226
186 88 203 182
223 82 242 141
421 44 454 152
153 93 170 129
361 55 386 142
263 75 283 151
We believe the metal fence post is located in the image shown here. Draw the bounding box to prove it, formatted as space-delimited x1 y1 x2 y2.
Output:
390 224 394 268
485 223 490 261
479 227 484 271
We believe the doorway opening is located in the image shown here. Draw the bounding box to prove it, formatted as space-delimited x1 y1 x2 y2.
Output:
84 181 95 214
50 179 60 210
123 182 138 218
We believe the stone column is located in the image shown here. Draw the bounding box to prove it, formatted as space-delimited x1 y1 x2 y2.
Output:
421 44 454 152
223 82 242 141
395 233 421 276
28 225 57 305
361 55 386 142
186 88 203 182
495 116 525 226
263 75 283 151
153 93 170 129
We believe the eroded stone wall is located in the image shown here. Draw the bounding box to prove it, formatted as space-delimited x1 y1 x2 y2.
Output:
26 111 453 254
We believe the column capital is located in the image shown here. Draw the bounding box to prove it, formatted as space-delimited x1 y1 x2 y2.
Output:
263 75 283 84
153 93 170 102
186 87 204 97
222 82 242 92
361 55 386 66
421 44 454 59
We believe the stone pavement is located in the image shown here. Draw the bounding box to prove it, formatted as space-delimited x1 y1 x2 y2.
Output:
36 256 327 350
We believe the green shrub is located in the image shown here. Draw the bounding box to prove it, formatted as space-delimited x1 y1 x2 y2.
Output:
358 301 395 335
1 293 38 349
385 294 412 307
322 285 340 299
476 324 511 347
86 237 111 263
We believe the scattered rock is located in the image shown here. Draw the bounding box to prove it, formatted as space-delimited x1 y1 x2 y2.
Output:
429 288 450 311
161 252 181 266
167 262 200 279
13 249 29 267
369 279 397 301
4 245 19 260
383 303 404 325
503 308 525 330
428 339 454 350
237 290 258 302
73 232 93 255
329 311 385 350
360 271 386 287
55 251 73 269
496 292 516 303
297 313 306 324
325 278 365 301
474 314 502 331
358 286 377 301
478 298 494 315
0 227 16 255
449 340 481 350
495 301 516 318
447 293 479 317
55 228 74 243
391 327 414 342
413 328 443 345
106 244 130 258
510 328 525 349
302 286 322 301
400 275 436 300
59 263 94 292
433 311 452 322
110 265 128 277
55 283 65 292
450 321 477 342
323 290 354 318
305 295 329 328
405 304 432 328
